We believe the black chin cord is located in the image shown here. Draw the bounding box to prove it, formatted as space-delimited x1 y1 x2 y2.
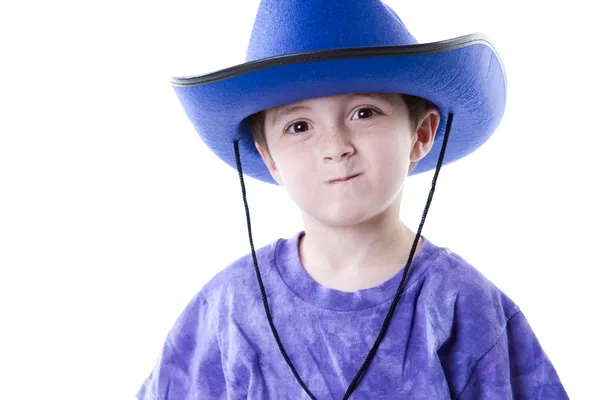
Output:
233 113 454 399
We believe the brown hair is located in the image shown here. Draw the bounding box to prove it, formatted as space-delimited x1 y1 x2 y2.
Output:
249 94 432 160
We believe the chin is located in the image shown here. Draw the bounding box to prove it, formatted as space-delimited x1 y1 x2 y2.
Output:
312 202 378 227
294 184 398 227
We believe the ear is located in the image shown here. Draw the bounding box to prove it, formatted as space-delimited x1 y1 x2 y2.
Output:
255 142 283 185
410 108 440 166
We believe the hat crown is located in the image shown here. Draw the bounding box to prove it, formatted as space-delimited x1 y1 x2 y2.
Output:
245 0 418 62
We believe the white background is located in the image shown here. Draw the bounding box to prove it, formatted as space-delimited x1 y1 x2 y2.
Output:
1 0 598 399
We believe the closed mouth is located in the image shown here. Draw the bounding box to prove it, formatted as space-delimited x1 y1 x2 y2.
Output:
328 173 361 184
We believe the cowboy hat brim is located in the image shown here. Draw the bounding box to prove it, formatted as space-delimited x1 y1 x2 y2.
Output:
170 33 506 185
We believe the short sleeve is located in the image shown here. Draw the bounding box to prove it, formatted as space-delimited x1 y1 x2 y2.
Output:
136 292 226 400
456 311 570 399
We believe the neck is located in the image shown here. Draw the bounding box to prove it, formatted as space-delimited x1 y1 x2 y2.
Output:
299 197 421 274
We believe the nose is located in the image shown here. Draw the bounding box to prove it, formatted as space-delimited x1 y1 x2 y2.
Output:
320 129 355 162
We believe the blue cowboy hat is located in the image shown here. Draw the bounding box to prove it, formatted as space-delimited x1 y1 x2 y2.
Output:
169 0 506 185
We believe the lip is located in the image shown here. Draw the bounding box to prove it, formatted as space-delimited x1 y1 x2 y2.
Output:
328 173 361 184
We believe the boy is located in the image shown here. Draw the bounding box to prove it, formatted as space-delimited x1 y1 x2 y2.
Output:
137 0 569 398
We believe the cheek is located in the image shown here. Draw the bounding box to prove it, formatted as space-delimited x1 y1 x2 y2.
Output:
272 146 318 190
282 168 324 216
366 137 410 183
271 146 327 210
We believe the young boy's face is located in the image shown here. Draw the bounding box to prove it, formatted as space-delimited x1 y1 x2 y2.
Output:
256 92 438 227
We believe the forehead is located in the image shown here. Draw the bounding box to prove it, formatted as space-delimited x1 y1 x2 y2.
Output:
266 92 400 125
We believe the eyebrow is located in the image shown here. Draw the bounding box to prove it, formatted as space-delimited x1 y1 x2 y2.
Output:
269 93 394 127
270 105 311 127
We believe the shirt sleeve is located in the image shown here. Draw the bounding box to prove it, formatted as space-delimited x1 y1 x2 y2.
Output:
136 292 226 400
456 310 570 399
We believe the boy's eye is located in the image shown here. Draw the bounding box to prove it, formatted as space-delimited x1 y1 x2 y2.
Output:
283 107 378 134
285 121 312 134
351 107 377 120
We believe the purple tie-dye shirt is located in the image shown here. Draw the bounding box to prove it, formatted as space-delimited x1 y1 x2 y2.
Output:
137 231 569 399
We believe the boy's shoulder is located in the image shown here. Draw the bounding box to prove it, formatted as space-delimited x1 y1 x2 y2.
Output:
420 241 522 354
426 244 520 318
197 234 283 305
419 245 569 398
